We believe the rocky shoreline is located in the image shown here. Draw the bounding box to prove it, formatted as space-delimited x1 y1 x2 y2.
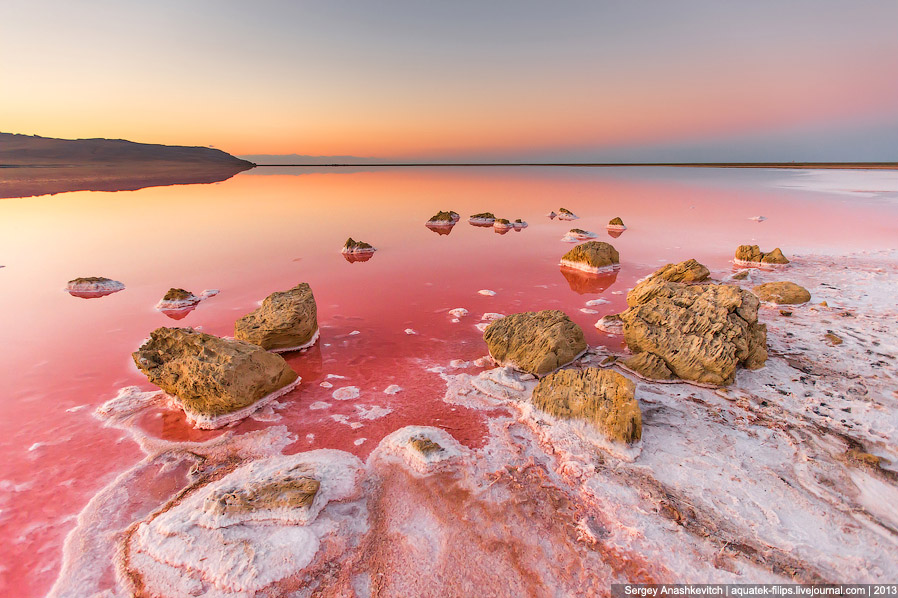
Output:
45 243 898 595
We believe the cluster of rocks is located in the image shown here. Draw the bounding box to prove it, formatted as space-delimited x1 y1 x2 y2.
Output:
133 282 320 428
617 259 768 385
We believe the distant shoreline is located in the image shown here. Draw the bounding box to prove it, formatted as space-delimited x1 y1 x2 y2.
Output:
251 162 898 169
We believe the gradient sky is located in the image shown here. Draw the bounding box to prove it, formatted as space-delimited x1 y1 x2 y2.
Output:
2 1 897 161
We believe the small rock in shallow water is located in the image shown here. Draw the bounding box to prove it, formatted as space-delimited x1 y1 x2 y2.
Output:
753 281 811 305
483 310 586 376
235 282 319 352
560 241 620 274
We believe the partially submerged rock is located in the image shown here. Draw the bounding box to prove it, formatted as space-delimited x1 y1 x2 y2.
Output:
65 276 125 298
494 218 513 231
560 241 620 274
531 368 641 444
735 245 790 266
607 217 627 231
426 210 460 225
620 278 767 386
562 228 598 242
156 288 200 309
483 310 587 376
342 237 376 254
235 282 319 352
469 212 496 226
650 259 710 283
595 313 623 334
513 218 528 230
557 208 579 221
132 327 300 428
753 281 811 305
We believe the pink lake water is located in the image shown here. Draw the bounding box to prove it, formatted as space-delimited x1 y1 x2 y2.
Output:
1 166 897 596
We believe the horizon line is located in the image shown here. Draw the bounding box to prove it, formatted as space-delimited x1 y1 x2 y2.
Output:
251 161 898 170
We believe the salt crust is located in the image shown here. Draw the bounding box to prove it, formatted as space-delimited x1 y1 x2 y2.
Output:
170 377 302 430
370 426 466 475
448 307 468 318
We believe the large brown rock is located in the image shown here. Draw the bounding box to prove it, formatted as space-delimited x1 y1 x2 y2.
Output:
735 245 790 265
483 310 587 376
532 368 641 443
235 283 319 352
753 281 811 304
132 327 299 428
620 278 767 385
622 352 674 380
651 259 710 283
560 241 620 273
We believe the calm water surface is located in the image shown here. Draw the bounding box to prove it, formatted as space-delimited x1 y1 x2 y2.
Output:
1 166 896 596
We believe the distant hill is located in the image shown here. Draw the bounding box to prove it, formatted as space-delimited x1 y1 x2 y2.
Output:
0 133 255 199
1 133 254 167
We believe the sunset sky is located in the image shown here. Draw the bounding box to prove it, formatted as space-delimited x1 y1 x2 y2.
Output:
2 1 897 162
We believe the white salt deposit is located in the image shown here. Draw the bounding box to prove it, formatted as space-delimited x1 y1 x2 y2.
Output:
372 426 466 475
327 374 347 379
319 381 333 388
355 405 393 420
556 210 579 221
174 377 302 430
200 289 220 298
595 316 623 334
65 278 125 293
448 307 468 318
383 384 402 395
404 328 417 335
354 438 367 446
480 312 505 321
478 289 496 296
309 401 331 410
585 298 610 306
475 322 490 332
580 308 598 314
561 229 597 242
748 216 767 222
332 386 360 401
349 330 361 336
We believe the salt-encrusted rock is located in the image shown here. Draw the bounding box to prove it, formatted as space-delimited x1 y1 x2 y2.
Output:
547 211 557 219
620 278 767 386
469 212 496 226
607 217 627 231
557 208 579 221
156 288 200 310
753 281 811 305
650 259 710 283
735 244 790 266
125 450 365 597
342 237 375 254
483 310 586 376
494 218 513 231
731 270 750 281
426 210 460 225
531 368 641 443
132 327 299 428
560 241 620 274
621 352 674 381
235 283 319 352
562 228 598 242
595 313 623 334
65 276 125 298
513 218 528 229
